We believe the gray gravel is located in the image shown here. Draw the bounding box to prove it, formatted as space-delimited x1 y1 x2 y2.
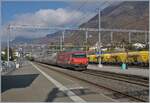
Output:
37 63 149 102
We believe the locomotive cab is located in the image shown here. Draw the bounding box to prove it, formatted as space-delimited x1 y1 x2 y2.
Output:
70 53 88 69
57 51 88 70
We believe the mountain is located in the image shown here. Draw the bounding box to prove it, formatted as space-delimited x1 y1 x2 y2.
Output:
12 36 33 44
39 30 77 45
66 1 149 46
80 1 149 30
12 1 149 47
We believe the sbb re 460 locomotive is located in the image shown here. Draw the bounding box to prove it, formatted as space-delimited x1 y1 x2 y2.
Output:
35 51 88 71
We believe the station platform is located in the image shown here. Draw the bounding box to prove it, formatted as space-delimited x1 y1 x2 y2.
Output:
2 61 118 102
87 64 149 78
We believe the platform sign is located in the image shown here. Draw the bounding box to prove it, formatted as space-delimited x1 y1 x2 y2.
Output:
96 52 100 55
96 51 102 56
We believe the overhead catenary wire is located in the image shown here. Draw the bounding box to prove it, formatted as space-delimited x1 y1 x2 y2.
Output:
7 0 149 55
72 1 109 27
9 25 148 33
68 0 89 27
9 24 148 53
79 1 111 28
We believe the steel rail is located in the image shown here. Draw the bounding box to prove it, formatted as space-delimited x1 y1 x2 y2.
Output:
36 62 147 102
82 70 149 87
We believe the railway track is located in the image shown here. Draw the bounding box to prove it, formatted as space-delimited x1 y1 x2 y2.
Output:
36 62 149 102
89 63 149 69
82 69 149 87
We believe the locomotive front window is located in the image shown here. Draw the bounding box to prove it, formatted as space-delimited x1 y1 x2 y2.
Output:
72 54 86 58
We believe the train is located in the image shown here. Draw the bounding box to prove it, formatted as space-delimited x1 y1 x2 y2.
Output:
35 51 88 70
87 50 149 66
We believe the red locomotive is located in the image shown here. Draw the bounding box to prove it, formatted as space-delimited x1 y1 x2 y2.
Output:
57 51 88 70
35 51 88 71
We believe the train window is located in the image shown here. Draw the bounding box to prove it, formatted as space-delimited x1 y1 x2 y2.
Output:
72 53 86 58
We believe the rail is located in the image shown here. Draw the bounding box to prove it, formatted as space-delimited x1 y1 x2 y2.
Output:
36 62 148 102
82 69 149 87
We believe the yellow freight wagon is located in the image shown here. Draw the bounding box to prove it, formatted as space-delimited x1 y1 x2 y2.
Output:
87 51 149 66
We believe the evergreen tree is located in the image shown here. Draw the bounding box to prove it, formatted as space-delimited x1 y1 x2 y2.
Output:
3 48 14 61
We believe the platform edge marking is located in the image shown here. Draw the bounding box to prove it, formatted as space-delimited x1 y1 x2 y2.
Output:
31 62 86 102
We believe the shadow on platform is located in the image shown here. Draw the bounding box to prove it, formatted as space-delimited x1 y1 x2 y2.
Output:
45 87 97 102
45 88 64 102
2 74 39 93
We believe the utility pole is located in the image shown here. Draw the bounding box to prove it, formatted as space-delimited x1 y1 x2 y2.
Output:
7 24 10 65
145 32 147 44
62 30 65 51
0 0 1 71
60 36 63 51
0 31 2 71
128 32 131 43
85 29 88 55
98 8 102 68
0 29 1 71
110 32 113 43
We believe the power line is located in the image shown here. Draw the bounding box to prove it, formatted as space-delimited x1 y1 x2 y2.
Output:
9 25 148 33
73 1 110 27
69 0 89 27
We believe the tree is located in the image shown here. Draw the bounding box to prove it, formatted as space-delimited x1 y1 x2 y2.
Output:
2 48 15 61
1 53 5 61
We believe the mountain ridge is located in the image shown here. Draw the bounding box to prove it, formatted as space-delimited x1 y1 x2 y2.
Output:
12 1 149 46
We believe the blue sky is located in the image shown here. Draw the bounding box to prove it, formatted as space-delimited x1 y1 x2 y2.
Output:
1 1 113 40
2 1 111 25
2 1 69 25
